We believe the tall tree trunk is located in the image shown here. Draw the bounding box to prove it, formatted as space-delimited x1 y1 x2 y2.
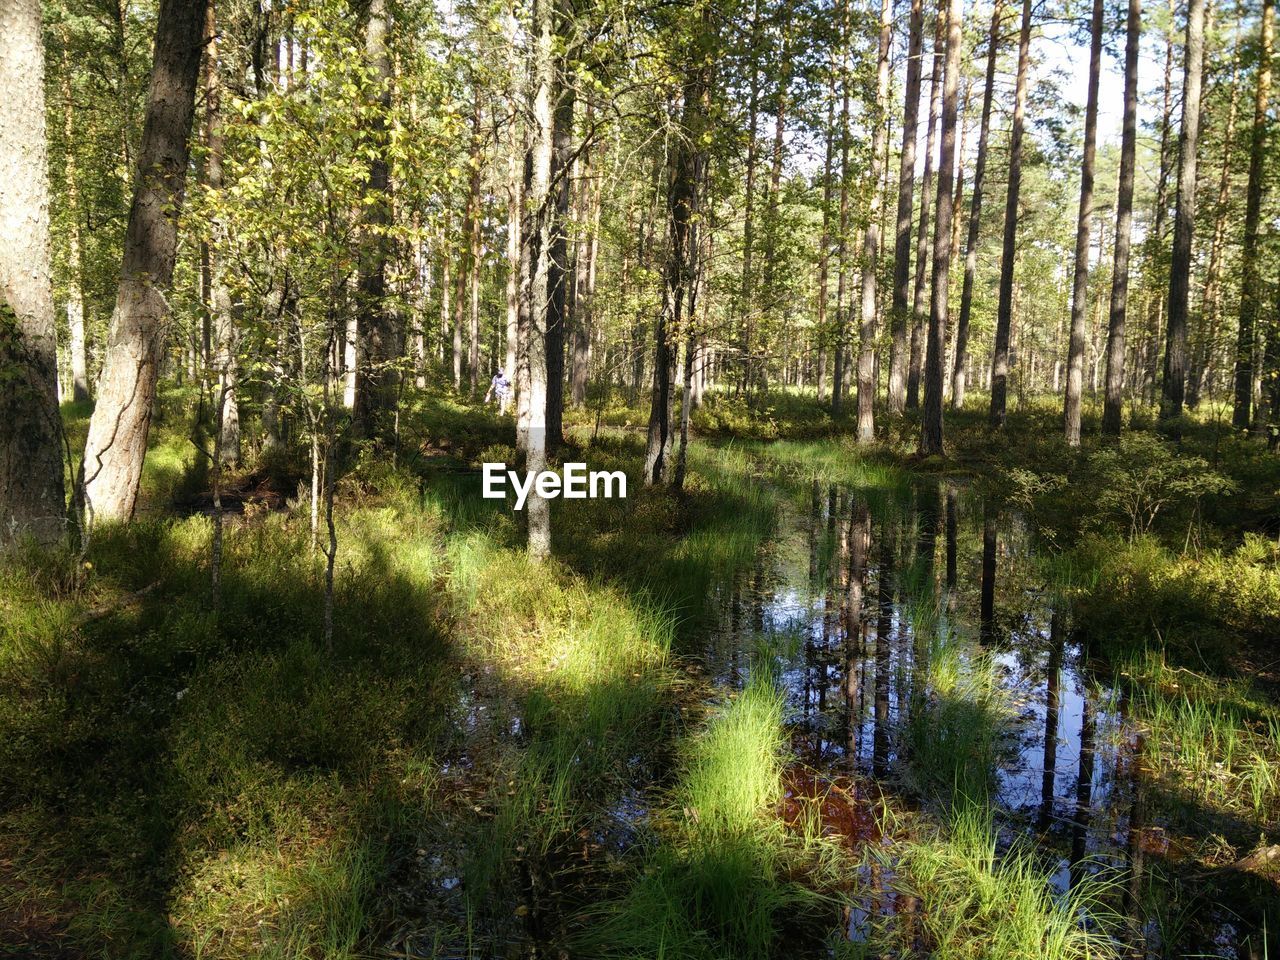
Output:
739 0 761 396
673 89 711 491
921 0 961 456
505 0 522 384
1160 0 1206 423
761 13 790 397
856 0 892 443
1142 0 1177 405
1232 0 1273 429
467 96 483 396
82 0 209 523
453 237 465 388
522 0 556 559
816 46 838 403
545 75 575 455
1 0 65 545
1190 20 1241 409
571 133 599 407
945 78 970 405
1063 0 1103 446
952 0 1002 410
647 21 709 485
831 0 852 415
58 30 91 405
353 0 397 438
990 0 1031 428
413 227 428 388
907 8 945 410
205 2 239 467
889 0 925 415
1102 0 1142 436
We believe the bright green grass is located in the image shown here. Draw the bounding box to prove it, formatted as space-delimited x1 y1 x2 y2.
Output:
903 631 1015 806
577 673 848 960
1119 650 1280 829
870 805 1119 960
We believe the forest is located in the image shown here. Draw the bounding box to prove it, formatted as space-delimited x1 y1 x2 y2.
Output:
1 0 1279 954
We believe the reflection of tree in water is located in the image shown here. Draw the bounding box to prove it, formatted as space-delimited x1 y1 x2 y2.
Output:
701 469 1271 956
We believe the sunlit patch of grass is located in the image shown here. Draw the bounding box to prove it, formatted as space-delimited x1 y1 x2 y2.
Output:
171 810 380 960
438 533 681 896
578 673 848 959
0 486 454 955
903 634 1014 806
869 805 1119 960
1063 533 1280 669
1119 650 1280 830
755 438 913 505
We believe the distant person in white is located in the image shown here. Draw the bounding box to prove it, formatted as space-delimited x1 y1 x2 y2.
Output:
485 368 511 415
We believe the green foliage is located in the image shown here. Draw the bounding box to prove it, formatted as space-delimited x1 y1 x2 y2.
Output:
1087 433 1235 540
867 806 1119 960
1066 532 1280 665
1119 650 1280 831
578 675 844 960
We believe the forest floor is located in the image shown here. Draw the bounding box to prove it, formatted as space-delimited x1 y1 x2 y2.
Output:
1 388 1278 959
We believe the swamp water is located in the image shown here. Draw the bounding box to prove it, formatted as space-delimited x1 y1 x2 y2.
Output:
392 460 1272 959
700 472 1269 958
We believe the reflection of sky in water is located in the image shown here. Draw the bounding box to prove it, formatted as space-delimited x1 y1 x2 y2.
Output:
705 482 1137 876
695 476 1254 958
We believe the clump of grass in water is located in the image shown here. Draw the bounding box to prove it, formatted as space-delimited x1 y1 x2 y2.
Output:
579 671 847 959
903 632 1014 807
868 805 1119 960
1119 650 1280 829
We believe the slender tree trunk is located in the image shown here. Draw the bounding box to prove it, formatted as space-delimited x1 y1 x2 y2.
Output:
990 0 1031 428
816 48 837 403
647 28 709 485
739 0 761 396
1190 21 1241 409
468 97 483 396
907 9 945 410
523 0 555 559
1160 0 1206 423
890 0 925 415
505 2 522 384
353 0 398 439
204 2 239 467
82 0 209 523
1063 0 1103 445
921 0 960 456
545 75 575 455
58 31 91 405
571 133 599 407
945 78 970 403
453 239 465 388
1 0 65 545
856 0 892 443
1142 0 1176 406
1232 0 1273 429
952 0 1003 410
831 0 852 415
1102 0 1141 436
674 138 710 490
413 230 428 388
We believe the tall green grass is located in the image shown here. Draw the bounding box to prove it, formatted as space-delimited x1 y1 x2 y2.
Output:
870 806 1118 960
578 673 846 959
903 632 1014 806
1119 650 1280 829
